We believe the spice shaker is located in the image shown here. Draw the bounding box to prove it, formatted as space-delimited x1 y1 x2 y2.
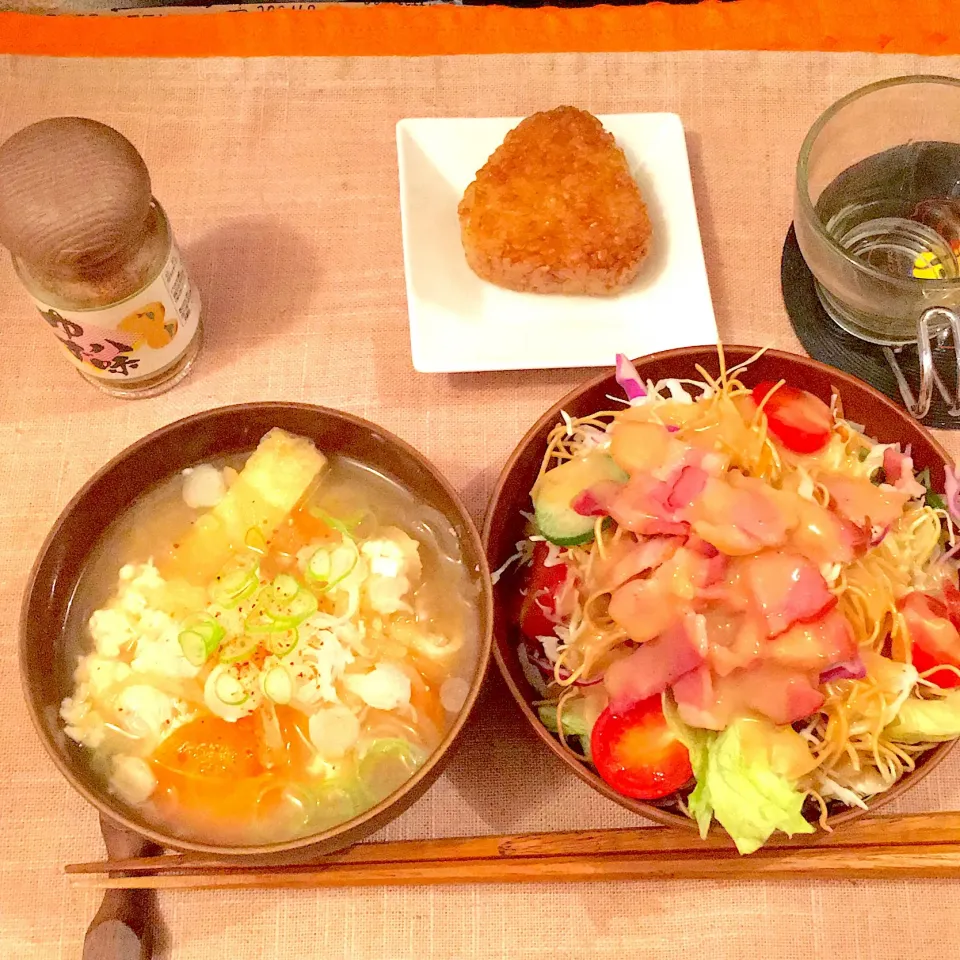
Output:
0 118 201 398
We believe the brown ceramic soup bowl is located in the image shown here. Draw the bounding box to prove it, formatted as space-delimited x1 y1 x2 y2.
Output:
483 345 956 832
21 403 492 858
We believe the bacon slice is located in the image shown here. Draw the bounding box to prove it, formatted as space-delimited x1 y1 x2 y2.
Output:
571 480 625 517
606 465 708 539
673 666 724 730
656 544 728 602
764 609 858 671
604 617 705 712
673 661 824 728
821 474 910 529
735 664 825 725
703 605 765 677
691 476 795 556
607 474 685 536
742 550 835 636
666 465 708 511
883 448 926 500
608 578 680 645
727 475 798 546
593 535 681 592
789 498 855 566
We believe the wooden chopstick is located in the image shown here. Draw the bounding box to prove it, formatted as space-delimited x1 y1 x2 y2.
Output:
68 844 960 888
66 811 960 888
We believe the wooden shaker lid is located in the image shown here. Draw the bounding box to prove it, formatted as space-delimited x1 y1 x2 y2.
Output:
0 117 151 279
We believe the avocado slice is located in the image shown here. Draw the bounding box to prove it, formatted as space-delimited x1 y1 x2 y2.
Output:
533 454 627 546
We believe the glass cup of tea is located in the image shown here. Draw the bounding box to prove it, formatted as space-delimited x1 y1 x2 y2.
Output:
795 74 960 419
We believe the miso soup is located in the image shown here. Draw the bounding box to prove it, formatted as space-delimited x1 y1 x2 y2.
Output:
60 428 479 846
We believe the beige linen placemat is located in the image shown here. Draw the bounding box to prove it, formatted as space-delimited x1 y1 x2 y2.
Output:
0 51 958 960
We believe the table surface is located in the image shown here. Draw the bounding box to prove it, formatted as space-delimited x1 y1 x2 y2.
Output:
1 50 959 960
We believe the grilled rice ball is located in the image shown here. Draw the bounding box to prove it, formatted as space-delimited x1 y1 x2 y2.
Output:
458 106 652 296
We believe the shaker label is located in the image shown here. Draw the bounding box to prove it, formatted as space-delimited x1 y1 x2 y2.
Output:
31 242 201 381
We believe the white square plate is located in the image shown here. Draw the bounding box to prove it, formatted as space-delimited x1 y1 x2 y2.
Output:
396 113 717 373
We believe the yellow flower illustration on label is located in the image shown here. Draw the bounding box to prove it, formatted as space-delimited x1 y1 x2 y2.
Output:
913 251 948 280
118 302 178 349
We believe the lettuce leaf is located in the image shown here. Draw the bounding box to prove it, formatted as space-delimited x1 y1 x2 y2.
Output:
662 695 813 855
537 701 590 738
706 720 815 855
662 692 715 837
686 755 714 840
916 466 947 512
886 691 960 743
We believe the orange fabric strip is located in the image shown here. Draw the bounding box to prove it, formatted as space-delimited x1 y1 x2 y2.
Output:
0 1 955 58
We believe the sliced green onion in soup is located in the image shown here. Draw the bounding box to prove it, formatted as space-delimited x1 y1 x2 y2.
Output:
281 588 318 623
357 738 427 802
243 611 293 634
329 508 377 538
306 539 359 591
306 550 331 583
310 509 354 538
244 611 277 634
218 633 259 663
177 614 225 666
309 779 363 831
244 604 313 635
260 574 319 624
254 782 315 836
211 554 260 607
262 665 293 704
264 573 300 602
214 671 249 706
267 627 299 658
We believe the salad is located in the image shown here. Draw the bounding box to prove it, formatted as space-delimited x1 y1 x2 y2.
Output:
500 349 960 854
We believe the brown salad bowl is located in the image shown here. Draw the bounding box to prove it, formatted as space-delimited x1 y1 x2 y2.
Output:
482 345 957 835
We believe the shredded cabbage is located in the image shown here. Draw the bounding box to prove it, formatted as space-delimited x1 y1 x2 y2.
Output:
517 644 548 697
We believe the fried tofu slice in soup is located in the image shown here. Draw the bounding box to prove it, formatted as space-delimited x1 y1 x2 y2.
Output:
164 428 327 585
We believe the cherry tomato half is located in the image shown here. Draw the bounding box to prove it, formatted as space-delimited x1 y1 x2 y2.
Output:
518 541 569 640
901 590 960 688
753 381 833 455
591 697 693 800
